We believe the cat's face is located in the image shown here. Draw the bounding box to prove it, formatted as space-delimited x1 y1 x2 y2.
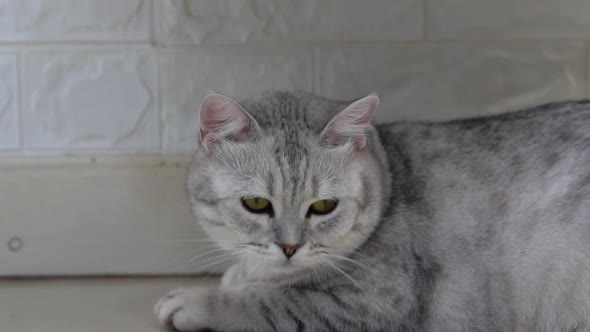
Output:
187 92 385 278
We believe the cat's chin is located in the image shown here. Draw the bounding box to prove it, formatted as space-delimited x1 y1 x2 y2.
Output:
221 260 315 287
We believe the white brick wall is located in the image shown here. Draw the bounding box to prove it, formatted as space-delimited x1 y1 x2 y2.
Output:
155 0 423 44
0 0 588 154
0 0 150 41
427 0 590 40
0 52 18 150
23 48 158 151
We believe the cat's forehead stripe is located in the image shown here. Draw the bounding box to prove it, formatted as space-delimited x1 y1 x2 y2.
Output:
273 133 311 205
266 169 275 196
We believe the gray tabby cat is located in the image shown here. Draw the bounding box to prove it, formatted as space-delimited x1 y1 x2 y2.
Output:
155 90 590 332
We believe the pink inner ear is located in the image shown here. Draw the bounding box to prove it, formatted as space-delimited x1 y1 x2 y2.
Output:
199 94 253 148
321 94 380 149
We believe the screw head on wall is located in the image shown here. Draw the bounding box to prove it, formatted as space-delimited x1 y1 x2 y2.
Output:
7 236 23 252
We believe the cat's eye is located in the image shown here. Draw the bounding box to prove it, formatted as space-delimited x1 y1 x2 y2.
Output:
242 197 272 213
308 199 338 216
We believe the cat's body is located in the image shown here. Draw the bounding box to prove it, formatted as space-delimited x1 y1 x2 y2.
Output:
156 91 590 332
380 102 590 331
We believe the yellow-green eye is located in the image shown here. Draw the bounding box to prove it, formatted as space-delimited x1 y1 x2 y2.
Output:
308 199 338 215
242 197 272 213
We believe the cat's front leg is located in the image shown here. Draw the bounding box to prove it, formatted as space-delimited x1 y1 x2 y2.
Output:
155 264 249 331
155 285 287 332
155 283 403 332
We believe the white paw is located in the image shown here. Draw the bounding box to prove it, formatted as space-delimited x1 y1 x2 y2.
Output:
154 287 210 332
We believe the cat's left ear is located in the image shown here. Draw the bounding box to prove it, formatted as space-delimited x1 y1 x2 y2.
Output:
320 93 380 149
198 93 260 150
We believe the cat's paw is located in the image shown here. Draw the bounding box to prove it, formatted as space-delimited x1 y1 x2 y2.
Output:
155 287 211 332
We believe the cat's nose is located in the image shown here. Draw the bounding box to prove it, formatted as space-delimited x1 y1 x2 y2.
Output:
278 244 301 258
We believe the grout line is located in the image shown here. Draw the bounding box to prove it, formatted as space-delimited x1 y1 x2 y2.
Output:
0 40 151 47
0 154 193 168
16 49 24 152
0 39 584 52
148 39 587 53
155 47 164 153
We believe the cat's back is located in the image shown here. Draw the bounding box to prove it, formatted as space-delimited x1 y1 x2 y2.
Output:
378 100 590 161
377 99 590 232
377 100 590 193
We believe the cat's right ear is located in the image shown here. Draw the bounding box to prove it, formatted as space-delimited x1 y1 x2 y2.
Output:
198 93 259 150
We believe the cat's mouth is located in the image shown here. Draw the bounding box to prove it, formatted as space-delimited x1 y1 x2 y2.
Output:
240 242 326 273
279 260 293 267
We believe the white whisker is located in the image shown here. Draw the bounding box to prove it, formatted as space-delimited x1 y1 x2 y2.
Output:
310 265 322 284
319 252 371 270
186 247 232 265
197 254 242 272
320 259 364 291
246 259 264 280
181 248 243 271
164 238 244 244
196 251 242 266
178 244 226 258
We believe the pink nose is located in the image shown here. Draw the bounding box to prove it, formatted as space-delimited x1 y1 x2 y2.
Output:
279 244 301 258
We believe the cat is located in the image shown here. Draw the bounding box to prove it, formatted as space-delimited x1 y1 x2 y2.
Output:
155 90 590 332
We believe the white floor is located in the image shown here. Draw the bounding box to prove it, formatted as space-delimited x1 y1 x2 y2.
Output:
0 277 218 332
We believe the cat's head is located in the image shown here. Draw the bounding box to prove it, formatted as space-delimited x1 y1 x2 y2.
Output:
187 91 388 279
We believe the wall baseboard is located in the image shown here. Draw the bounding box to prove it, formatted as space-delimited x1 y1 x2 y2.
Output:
0 156 216 276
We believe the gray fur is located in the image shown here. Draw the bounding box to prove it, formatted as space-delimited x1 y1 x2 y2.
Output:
157 91 590 332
